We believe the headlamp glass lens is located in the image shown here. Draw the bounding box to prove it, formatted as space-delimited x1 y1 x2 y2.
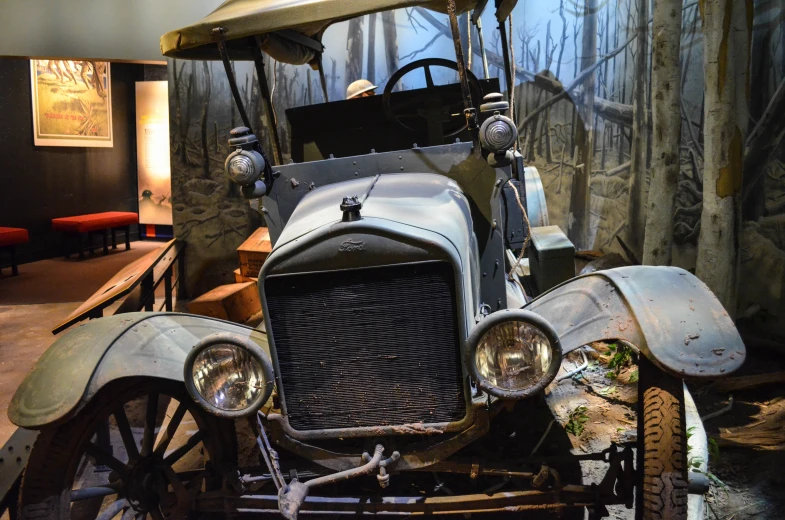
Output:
191 343 265 411
475 320 552 391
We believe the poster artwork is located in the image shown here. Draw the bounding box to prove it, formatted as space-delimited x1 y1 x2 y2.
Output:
29 59 113 147
135 81 173 225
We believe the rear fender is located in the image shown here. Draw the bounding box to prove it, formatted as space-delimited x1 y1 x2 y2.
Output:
522 266 745 379
9 312 269 429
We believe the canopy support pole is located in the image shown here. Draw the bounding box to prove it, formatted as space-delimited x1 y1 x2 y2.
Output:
213 28 253 131
252 37 283 165
446 0 479 153
496 17 515 106
473 15 490 79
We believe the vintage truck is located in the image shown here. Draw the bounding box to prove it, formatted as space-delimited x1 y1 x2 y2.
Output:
9 1 744 519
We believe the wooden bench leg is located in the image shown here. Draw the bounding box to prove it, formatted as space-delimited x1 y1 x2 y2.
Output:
111 228 117 249
10 245 18 276
102 229 109 255
164 268 173 312
125 225 131 250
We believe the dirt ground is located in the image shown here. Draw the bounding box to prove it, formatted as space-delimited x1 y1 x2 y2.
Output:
548 344 785 520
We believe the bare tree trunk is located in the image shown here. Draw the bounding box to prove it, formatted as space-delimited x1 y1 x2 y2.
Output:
200 61 211 178
330 58 339 100
306 68 313 105
555 0 568 80
172 59 188 165
600 6 611 170
743 13 773 220
642 0 682 266
345 17 364 91
568 0 598 250
382 11 398 84
619 0 632 165
696 0 751 314
367 13 377 84
625 0 649 258
571 18 581 154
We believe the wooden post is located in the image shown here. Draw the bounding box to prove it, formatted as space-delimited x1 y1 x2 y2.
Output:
642 0 683 266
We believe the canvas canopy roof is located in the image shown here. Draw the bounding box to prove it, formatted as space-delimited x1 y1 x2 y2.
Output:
161 0 516 62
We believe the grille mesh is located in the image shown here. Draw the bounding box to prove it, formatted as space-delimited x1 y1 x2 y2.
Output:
265 261 466 431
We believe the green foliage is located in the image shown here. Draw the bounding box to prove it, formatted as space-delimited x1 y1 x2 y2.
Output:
629 369 639 383
607 343 635 374
565 406 589 436
708 437 720 460
597 385 618 396
686 427 727 491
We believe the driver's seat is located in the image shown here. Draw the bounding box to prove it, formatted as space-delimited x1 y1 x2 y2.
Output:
285 77 499 163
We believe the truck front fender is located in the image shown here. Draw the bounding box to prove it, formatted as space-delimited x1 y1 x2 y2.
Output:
522 266 745 379
9 312 268 429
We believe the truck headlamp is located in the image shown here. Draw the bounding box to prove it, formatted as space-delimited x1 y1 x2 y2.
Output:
479 114 518 153
466 310 561 399
184 333 274 418
225 148 265 186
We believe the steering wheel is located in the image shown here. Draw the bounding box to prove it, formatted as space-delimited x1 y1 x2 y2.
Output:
382 58 483 143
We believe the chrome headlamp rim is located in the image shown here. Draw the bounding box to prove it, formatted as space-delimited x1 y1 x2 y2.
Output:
184 332 275 418
465 309 562 400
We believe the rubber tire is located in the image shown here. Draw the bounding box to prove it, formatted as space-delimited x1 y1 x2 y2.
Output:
636 357 689 520
17 378 236 519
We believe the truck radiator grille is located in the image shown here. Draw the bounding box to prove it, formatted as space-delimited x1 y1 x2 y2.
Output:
265 261 466 431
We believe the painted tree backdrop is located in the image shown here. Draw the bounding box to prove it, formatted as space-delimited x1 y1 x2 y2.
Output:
168 1 785 341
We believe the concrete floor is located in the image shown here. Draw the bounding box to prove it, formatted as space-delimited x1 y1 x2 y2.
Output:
0 240 162 446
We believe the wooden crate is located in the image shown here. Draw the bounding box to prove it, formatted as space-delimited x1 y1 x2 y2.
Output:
234 268 258 283
187 282 261 323
238 227 272 278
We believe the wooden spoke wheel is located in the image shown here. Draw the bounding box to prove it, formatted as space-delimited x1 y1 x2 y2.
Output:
18 379 235 520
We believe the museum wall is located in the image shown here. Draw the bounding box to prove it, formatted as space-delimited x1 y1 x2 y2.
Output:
0 57 144 263
167 2 785 342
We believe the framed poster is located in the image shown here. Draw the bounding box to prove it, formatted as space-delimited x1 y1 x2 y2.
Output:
135 81 172 225
30 59 113 147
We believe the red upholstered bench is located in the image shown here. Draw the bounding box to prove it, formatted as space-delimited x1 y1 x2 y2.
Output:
0 227 29 276
52 211 138 259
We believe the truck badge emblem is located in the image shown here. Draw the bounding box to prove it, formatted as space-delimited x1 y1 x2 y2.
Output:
339 239 365 252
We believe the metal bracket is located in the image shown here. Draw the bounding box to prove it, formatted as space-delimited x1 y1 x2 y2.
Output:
0 428 39 517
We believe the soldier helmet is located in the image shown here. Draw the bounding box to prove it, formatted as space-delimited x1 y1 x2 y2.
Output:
346 79 377 99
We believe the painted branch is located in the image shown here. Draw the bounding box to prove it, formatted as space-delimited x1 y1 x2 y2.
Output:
412 6 640 130
607 161 631 178
515 31 637 132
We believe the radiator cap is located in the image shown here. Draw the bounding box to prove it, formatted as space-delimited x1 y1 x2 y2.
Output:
340 196 362 222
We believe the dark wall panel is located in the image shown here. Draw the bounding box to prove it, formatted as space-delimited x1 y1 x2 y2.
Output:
0 57 144 263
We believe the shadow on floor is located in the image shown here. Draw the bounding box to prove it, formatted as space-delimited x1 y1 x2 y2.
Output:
0 241 161 305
